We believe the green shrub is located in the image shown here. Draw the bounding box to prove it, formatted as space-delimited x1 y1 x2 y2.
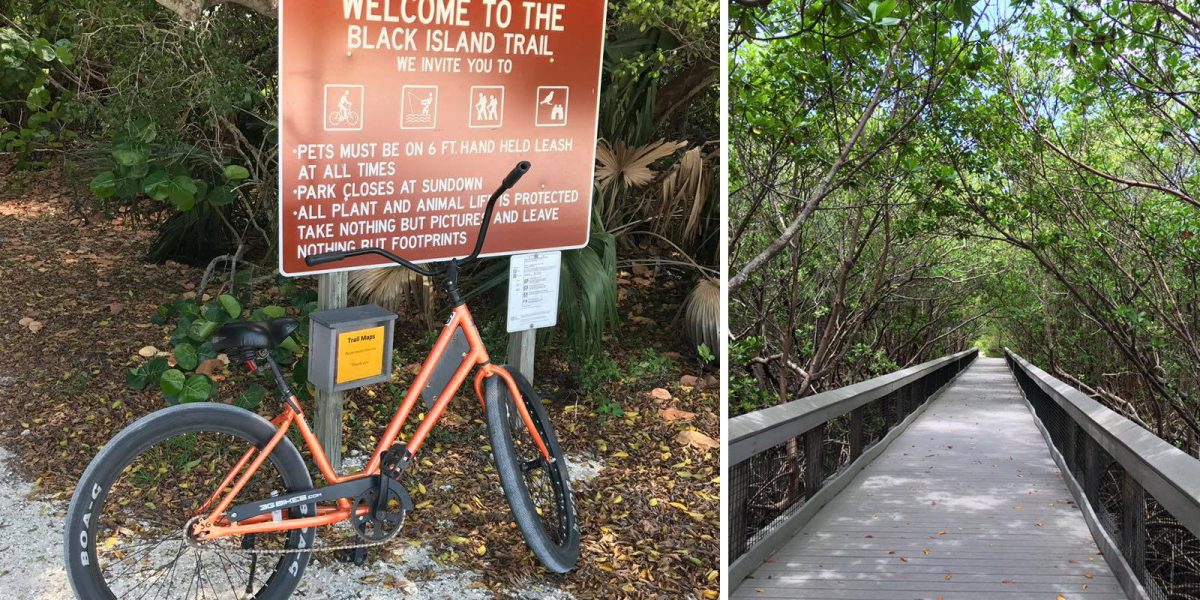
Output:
0 28 78 164
128 276 318 406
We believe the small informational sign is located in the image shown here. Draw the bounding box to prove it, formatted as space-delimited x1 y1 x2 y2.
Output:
507 251 561 332
278 0 608 276
308 304 397 393
336 326 386 384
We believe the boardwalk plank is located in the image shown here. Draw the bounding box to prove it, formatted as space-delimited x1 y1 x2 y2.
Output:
733 358 1126 599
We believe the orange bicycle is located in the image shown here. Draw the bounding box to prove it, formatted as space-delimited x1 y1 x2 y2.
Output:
64 161 580 599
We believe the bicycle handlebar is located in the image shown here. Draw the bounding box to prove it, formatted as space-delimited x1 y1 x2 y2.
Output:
467 160 529 262
304 160 532 275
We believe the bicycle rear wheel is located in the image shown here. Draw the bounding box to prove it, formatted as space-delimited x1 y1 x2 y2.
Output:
485 370 580 573
64 403 317 599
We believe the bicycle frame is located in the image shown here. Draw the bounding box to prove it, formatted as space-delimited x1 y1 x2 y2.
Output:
190 303 552 541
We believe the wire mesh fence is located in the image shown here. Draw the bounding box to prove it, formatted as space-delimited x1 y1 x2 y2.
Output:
728 350 977 569
1008 351 1200 600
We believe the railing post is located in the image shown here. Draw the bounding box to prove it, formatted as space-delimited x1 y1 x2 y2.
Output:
1064 419 1078 475
849 406 865 461
805 424 825 499
1121 471 1147 584
730 460 748 559
1081 435 1100 503
889 390 903 427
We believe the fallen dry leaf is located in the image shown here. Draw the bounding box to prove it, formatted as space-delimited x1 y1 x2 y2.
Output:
1002 579 1016 584
944 574 952 581
1083 572 1093 579
675 429 718 450
27 320 43 333
138 345 158 358
659 407 696 422
195 359 225 376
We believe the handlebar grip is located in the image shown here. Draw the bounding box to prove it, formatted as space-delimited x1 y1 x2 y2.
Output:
502 161 532 189
305 252 347 267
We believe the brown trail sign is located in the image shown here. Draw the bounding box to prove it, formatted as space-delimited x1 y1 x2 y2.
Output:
278 0 607 276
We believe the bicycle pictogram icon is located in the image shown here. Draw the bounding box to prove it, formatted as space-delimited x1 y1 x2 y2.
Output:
324 84 365 132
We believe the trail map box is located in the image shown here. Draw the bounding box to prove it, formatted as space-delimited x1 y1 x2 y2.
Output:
308 304 398 393
278 0 608 276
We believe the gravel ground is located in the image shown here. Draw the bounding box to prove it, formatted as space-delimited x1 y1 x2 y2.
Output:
0 376 586 599
0 444 72 599
0 448 572 599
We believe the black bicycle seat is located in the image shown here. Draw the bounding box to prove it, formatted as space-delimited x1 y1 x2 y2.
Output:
212 318 299 353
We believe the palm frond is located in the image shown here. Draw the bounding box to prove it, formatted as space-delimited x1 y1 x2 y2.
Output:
348 267 439 327
463 201 619 357
595 139 687 189
682 277 720 359
659 146 711 244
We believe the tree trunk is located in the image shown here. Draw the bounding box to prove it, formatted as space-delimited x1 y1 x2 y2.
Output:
155 0 277 20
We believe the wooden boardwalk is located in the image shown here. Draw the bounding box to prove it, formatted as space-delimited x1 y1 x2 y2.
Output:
733 357 1128 599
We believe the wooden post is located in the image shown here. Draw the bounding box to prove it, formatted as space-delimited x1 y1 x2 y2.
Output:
1121 471 1147 584
315 272 348 471
804 423 826 499
891 390 904 426
849 406 865 461
1065 420 1079 475
507 329 536 383
1082 435 1100 504
730 460 748 558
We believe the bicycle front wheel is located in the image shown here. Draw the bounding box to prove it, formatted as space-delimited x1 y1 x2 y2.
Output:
64 403 317 599
485 370 580 573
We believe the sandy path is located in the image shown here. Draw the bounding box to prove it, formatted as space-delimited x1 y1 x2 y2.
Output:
0 368 580 600
0 442 570 599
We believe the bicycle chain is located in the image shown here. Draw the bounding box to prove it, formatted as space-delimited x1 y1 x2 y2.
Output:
183 450 412 557
183 514 404 556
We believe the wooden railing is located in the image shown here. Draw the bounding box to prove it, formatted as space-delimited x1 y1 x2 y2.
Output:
728 349 978 584
1007 350 1200 600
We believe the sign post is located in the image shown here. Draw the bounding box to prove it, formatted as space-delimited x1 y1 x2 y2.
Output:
506 250 561 381
315 272 348 470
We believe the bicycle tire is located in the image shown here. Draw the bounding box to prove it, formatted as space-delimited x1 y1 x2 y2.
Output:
64 403 317 599
485 369 580 573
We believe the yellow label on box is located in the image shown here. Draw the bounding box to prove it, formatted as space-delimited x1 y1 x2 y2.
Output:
336 326 385 384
